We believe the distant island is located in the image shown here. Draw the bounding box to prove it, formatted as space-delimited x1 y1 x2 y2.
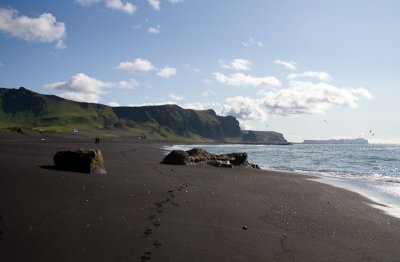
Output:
303 138 369 145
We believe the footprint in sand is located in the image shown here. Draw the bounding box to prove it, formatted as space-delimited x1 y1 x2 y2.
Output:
140 251 152 261
167 190 175 198
147 214 155 221
143 228 153 237
153 240 162 249
153 221 161 228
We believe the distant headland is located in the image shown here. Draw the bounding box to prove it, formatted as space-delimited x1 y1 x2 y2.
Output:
302 138 369 145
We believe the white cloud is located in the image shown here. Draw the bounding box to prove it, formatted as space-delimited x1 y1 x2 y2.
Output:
181 101 221 111
169 93 184 101
213 72 281 87
221 58 251 71
157 66 177 78
44 73 114 103
116 58 155 72
148 25 160 34
274 59 297 70
351 87 373 100
261 80 363 115
0 8 66 48
241 37 264 48
118 79 138 89
169 0 183 3
76 0 136 14
148 0 161 10
221 96 267 122
108 101 120 107
264 81 369 116
75 0 101 6
288 71 332 82
105 0 137 14
0 62 4 68
221 80 373 122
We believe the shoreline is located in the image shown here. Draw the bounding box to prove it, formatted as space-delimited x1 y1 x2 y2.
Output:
1 136 400 261
164 143 400 219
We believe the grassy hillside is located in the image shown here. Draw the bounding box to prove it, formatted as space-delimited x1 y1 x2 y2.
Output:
0 87 288 143
113 105 241 140
241 130 289 144
0 87 117 131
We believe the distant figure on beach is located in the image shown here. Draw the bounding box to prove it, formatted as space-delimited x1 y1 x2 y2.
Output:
95 137 100 145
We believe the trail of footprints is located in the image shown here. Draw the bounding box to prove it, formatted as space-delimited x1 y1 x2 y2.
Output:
140 183 190 261
0 213 3 234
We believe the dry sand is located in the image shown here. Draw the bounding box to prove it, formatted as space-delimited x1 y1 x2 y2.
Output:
1 132 400 261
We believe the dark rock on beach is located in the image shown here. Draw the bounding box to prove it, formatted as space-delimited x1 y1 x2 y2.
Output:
161 148 260 169
53 149 107 174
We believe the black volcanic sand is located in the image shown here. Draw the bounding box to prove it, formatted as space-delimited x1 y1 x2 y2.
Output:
1 133 400 261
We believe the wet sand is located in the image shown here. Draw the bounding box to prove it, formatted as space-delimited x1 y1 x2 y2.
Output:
1 133 400 261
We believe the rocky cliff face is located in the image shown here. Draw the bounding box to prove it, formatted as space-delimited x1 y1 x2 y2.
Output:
112 105 241 140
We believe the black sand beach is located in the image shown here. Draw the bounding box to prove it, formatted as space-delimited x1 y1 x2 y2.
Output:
1 133 400 261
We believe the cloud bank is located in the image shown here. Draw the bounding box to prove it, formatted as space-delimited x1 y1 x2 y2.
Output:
221 80 373 122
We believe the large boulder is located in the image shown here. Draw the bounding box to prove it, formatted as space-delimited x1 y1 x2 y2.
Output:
226 153 248 166
161 148 259 169
160 150 189 165
54 149 107 174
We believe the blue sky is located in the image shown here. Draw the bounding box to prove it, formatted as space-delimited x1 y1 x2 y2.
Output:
0 0 399 143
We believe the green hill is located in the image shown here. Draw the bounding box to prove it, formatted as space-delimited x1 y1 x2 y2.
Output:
0 87 117 131
241 130 289 144
0 87 288 143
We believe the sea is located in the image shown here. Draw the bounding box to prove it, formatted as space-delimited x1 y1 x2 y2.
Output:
163 143 400 218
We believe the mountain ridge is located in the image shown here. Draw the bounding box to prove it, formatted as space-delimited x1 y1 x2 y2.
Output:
0 87 288 144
